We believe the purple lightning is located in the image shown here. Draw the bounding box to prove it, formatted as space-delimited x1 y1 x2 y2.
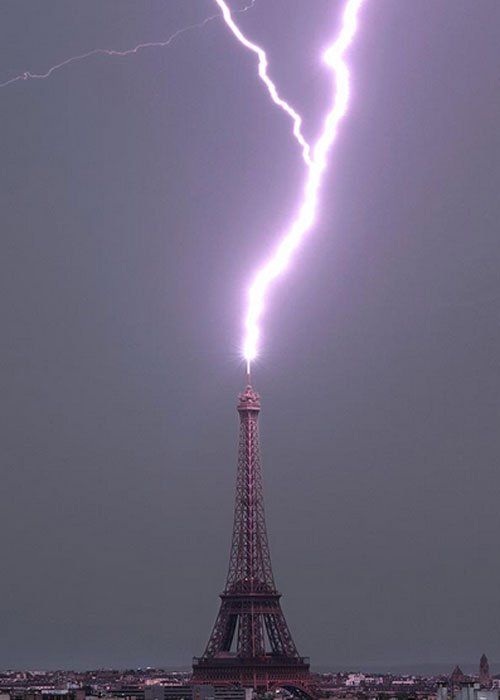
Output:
3 0 364 375
216 0 366 369
0 2 256 90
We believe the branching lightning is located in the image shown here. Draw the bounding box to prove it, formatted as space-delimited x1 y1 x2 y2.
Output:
213 0 311 164
0 1 256 90
2 0 365 376
216 0 365 370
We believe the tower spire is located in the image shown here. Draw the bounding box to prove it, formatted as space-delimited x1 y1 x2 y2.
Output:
480 654 492 689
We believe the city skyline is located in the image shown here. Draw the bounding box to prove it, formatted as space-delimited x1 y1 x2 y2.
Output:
1 655 500 698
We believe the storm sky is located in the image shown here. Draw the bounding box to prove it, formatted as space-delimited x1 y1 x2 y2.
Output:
1 0 500 672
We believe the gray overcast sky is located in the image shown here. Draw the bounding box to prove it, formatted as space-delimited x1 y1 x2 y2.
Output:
1 0 500 673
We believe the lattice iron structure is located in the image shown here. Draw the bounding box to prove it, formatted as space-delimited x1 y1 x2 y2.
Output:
192 377 317 698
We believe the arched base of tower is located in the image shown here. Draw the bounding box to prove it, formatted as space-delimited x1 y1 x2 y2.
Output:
191 655 320 699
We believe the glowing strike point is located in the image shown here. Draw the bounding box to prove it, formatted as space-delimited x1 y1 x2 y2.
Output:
214 0 311 165
240 0 366 366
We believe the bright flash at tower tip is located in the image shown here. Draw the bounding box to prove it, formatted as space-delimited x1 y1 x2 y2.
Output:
218 0 366 367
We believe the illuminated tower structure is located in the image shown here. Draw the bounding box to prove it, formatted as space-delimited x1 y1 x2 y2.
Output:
192 376 316 698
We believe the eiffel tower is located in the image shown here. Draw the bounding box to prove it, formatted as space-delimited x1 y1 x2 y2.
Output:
192 374 316 697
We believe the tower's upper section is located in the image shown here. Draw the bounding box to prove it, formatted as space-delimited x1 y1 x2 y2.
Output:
237 383 261 412
223 374 275 595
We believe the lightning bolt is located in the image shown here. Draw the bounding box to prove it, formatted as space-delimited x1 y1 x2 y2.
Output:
2 0 364 376
215 0 366 370
0 1 257 90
